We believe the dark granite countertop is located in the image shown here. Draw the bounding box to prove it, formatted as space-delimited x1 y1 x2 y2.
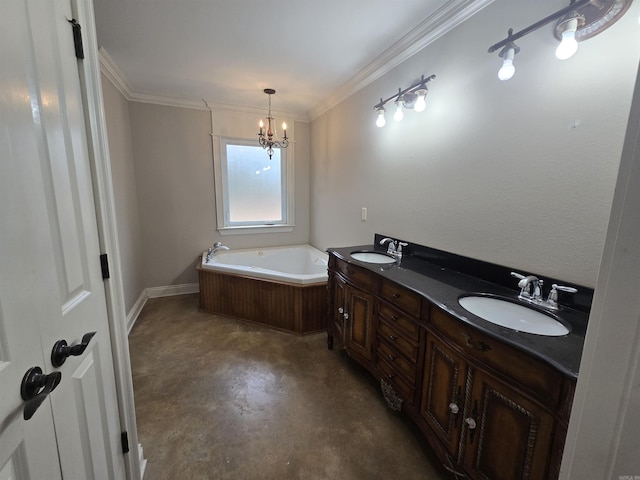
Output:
328 244 588 379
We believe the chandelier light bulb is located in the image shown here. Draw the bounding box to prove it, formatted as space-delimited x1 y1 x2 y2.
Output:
556 18 579 60
393 101 404 122
376 108 386 127
498 47 516 81
414 89 427 112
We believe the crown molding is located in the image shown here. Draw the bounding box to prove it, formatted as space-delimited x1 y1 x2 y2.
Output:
307 0 494 121
99 0 494 122
98 48 306 119
99 47 133 100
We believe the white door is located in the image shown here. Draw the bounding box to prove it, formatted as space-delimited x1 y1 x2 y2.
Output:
0 1 127 479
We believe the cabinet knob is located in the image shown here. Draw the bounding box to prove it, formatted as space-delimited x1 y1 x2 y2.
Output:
390 315 398 321
465 417 477 430
343 312 349 320
338 307 344 314
448 403 460 415
389 335 397 341
387 373 395 379
388 354 396 361
392 293 400 299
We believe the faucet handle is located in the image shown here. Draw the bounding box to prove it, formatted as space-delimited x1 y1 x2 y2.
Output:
546 284 578 309
552 284 578 294
397 242 408 253
510 271 525 280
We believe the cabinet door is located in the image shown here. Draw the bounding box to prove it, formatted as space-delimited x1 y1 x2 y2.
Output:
461 369 555 480
420 333 468 456
345 286 376 361
328 271 347 347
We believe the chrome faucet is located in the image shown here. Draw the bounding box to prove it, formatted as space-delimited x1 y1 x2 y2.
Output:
513 273 544 302
511 272 577 309
379 237 409 260
380 237 397 255
206 242 230 262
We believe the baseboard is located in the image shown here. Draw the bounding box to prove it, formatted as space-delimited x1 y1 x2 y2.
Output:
146 283 200 298
126 284 199 335
138 443 147 479
126 291 148 334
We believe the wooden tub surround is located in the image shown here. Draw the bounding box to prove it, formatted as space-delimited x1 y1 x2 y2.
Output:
198 267 327 335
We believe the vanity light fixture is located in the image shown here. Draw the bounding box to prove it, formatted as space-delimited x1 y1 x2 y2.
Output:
374 74 435 128
488 0 633 79
258 88 289 159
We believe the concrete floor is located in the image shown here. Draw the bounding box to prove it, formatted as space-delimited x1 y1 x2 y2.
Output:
129 294 451 480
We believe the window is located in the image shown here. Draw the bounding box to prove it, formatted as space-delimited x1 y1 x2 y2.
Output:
214 137 294 234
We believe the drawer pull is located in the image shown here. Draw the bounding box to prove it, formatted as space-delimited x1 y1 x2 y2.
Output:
465 417 477 430
387 373 395 379
388 354 396 361
389 335 398 341
448 403 460 415
390 315 398 321
465 334 491 352
392 293 400 299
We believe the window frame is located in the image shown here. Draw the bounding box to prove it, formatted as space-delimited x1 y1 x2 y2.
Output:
213 135 295 235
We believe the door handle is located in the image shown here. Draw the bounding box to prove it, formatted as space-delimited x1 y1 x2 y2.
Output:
51 331 96 367
20 367 62 420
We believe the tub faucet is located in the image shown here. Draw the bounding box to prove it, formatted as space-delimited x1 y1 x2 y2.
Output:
206 242 229 262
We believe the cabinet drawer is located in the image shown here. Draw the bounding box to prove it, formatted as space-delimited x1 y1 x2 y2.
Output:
332 257 379 292
378 320 419 362
380 279 421 317
378 358 415 403
429 306 564 407
379 302 420 340
377 340 417 384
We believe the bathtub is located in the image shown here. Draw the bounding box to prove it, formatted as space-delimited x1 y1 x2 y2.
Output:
197 245 328 334
200 244 328 285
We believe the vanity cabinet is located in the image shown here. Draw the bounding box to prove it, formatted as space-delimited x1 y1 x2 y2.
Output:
326 251 575 480
421 305 573 480
327 256 378 364
375 280 423 406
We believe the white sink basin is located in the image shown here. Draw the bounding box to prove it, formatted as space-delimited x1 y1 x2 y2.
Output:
350 251 396 264
458 296 570 336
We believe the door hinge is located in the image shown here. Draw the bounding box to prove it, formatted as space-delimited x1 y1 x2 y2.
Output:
121 431 130 454
67 18 84 59
100 253 110 280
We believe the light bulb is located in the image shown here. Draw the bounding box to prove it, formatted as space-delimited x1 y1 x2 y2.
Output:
556 18 579 60
376 108 386 127
414 89 427 112
393 102 404 122
498 58 515 80
497 45 516 81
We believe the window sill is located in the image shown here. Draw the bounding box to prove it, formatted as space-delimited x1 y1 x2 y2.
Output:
218 224 295 236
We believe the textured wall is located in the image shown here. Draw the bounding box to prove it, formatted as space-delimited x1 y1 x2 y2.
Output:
101 73 145 313
309 0 640 287
128 103 311 288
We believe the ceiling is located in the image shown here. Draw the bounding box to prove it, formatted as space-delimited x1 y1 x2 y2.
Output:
93 0 483 119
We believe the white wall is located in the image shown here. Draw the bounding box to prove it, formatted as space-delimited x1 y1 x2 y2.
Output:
310 0 640 287
561 60 640 478
101 73 145 313
127 102 311 289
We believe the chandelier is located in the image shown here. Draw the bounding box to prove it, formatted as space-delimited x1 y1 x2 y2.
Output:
258 88 289 159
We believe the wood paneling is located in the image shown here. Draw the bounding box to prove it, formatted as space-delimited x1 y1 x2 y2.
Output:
198 269 327 334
